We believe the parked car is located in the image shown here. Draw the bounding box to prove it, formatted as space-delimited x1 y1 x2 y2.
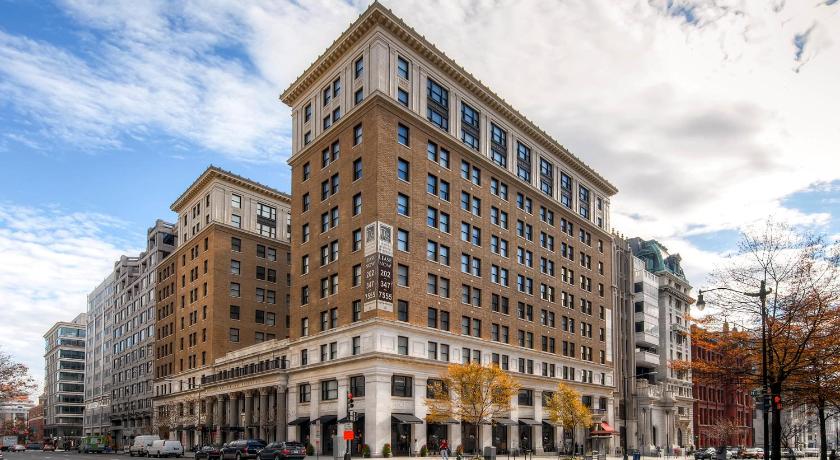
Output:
803 448 818 457
130 435 161 457
195 445 224 460
743 448 764 458
147 440 184 458
726 447 740 459
781 448 800 459
11 445 25 453
256 442 306 460
25 443 42 450
696 448 717 460
221 440 267 460
43 444 56 452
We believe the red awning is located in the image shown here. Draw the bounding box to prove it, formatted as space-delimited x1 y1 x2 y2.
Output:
590 422 617 437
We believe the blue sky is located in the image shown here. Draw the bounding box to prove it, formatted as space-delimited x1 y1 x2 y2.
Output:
1 0 839 391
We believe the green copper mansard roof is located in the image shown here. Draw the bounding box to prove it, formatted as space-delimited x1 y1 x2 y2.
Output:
628 237 687 281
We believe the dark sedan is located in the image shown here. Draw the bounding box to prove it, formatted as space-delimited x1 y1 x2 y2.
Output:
221 440 266 460
195 445 224 460
257 442 306 460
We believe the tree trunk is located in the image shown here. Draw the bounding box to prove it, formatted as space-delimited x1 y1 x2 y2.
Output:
818 398 827 460
772 383 783 460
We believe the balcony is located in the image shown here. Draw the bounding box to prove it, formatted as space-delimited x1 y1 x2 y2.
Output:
635 350 661 367
636 331 659 347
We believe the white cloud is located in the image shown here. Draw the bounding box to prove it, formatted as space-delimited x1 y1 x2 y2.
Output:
0 204 140 395
0 0 838 287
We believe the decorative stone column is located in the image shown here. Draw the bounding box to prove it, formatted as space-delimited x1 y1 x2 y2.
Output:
244 391 254 440
276 385 287 442
413 377 428 453
259 388 269 442
534 390 544 454
215 395 225 444
227 392 238 442
364 372 392 458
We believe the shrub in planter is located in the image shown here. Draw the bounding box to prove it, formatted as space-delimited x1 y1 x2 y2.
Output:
420 445 429 457
306 443 314 456
383 443 392 458
362 444 371 458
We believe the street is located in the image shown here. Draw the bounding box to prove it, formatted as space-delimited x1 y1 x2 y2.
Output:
2 453 128 460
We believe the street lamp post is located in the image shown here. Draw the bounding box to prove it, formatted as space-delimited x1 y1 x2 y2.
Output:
696 280 772 460
623 372 659 460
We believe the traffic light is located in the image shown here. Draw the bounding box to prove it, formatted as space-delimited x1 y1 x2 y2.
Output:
773 395 782 410
348 392 354 411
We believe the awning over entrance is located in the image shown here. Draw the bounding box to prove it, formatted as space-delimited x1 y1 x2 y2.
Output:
392 413 424 424
590 421 617 437
288 417 310 426
429 418 459 425
542 419 562 426
311 414 338 425
518 418 541 426
492 418 517 426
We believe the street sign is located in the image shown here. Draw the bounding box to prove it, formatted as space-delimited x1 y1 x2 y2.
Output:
343 423 354 440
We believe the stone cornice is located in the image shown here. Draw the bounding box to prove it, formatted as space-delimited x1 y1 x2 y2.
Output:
279 2 617 196
170 165 291 212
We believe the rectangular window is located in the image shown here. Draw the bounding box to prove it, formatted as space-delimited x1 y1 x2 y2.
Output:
354 56 364 78
461 102 480 150
398 88 409 106
320 379 338 401
516 142 531 183
490 123 507 167
396 193 410 216
427 78 449 130
397 157 410 181
391 375 413 397
397 123 410 146
354 124 363 146
397 300 409 322
397 336 409 355
229 328 239 343
397 56 409 80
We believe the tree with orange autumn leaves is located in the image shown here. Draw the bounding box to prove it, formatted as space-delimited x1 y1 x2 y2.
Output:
673 222 840 460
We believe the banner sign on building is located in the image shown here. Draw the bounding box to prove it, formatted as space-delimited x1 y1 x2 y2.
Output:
363 221 394 312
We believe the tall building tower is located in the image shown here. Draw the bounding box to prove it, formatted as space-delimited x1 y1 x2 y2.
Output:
43 313 87 449
84 272 115 437
283 3 616 456
152 167 292 443
110 220 176 448
612 234 638 453
626 238 694 454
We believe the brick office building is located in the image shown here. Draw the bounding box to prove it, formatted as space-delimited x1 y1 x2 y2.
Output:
281 3 616 456
152 167 292 446
691 324 754 448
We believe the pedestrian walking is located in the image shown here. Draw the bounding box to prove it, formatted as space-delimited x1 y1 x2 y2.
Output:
441 439 449 460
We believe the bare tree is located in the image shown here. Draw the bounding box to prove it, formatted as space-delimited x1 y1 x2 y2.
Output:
0 349 36 401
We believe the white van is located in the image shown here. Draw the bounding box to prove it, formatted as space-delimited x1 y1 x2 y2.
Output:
129 435 161 457
146 440 184 458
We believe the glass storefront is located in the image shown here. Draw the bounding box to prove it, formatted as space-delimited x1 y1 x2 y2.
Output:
492 424 509 454
542 422 556 452
427 423 449 454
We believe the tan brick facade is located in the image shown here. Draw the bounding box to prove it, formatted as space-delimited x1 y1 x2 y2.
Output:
291 95 613 373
